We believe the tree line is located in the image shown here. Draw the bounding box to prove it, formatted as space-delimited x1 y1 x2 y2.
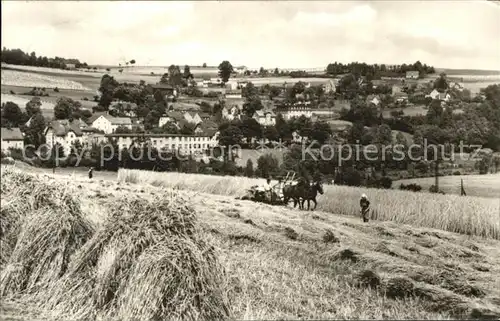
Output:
1 47 88 70
326 61 435 79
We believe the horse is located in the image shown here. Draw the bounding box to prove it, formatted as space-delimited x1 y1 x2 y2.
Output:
283 180 306 209
300 180 324 211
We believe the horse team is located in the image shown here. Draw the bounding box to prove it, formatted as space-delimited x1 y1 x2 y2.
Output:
282 178 324 211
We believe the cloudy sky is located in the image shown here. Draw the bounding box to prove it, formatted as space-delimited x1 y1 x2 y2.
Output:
2 1 499 70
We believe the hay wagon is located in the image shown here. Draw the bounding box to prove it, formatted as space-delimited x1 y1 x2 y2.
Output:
239 171 298 205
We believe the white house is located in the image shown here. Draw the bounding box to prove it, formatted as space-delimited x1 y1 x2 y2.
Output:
226 81 238 90
324 79 337 94
222 106 240 121
91 114 132 134
406 70 419 79
367 95 381 106
426 89 451 102
1 127 24 154
253 110 276 126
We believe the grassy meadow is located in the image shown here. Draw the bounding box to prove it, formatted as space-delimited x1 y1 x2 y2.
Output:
1 165 500 320
117 169 500 240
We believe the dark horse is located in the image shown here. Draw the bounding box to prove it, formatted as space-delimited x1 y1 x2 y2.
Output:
283 179 306 209
300 180 324 211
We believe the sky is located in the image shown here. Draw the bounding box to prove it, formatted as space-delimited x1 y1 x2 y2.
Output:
2 1 500 70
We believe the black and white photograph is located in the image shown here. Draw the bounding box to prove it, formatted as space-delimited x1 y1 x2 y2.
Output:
1 0 500 320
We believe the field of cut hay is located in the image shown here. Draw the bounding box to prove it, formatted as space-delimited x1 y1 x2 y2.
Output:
0 167 230 320
396 173 500 198
117 169 500 239
2 166 500 320
1 69 91 91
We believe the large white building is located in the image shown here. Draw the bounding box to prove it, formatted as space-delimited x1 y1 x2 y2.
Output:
1 128 24 154
105 132 219 156
91 114 132 134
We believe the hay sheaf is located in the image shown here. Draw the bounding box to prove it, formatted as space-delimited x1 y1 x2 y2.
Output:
0 169 92 278
38 195 230 321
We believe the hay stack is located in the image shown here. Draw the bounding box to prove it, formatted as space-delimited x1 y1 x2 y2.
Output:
0 169 94 295
0 168 87 267
39 195 230 321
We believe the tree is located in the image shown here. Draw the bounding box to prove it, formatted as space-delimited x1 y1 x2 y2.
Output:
130 59 136 65
54 97 82 120
1 102 26 127
245 159 254 177
24 112 46 147
242 99 263 117
218 123 243 162
256 154 280 178
203 63 207 68
183 65 192 79
263 126 279 142
240 118 262 143
114 125 132 134
25 97 42 118
168 65 183 87
98 74 119 108
307 121 331 145
274 68 279 75
242 82 259 99
374 124 393 145
433 73 449 92
160 73 169 84
218 60 234 83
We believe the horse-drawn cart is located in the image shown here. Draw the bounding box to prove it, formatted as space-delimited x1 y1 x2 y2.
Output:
238 171 299 205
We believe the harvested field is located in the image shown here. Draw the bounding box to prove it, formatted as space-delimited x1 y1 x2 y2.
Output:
1 165 500 320
1 69 91 91
117 169 500 239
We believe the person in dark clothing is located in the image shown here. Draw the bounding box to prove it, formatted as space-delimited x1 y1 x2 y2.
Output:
360 193 370 222
88 167 94 179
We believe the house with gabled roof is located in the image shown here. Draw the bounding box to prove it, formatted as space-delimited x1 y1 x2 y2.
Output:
44 119 85 155
1 127 24 153
253 109 276 126
91 113 132 134
366 95 381 107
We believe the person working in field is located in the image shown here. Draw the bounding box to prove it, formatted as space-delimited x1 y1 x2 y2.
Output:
88 167 94 180
360 194 370 222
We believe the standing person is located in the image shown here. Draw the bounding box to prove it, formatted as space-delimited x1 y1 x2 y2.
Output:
360 194 370 222
88 167 94 180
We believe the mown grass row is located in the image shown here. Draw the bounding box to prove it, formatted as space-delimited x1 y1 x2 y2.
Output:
117 169 500 239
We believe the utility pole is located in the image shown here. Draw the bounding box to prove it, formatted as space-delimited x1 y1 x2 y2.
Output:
52 132 55 174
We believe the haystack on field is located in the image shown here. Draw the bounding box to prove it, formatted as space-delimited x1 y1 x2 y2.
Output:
117 169 500 239
2 165 500 320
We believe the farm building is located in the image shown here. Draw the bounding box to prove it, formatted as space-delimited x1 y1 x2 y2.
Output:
1 127 24 153
406 71 419 79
